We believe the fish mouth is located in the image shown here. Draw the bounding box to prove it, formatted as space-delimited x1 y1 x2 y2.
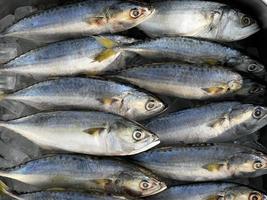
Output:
129 137 160 155
238 24 260 40
142 181 167 197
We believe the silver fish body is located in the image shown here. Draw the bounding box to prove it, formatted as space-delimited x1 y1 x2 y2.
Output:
123 37 266 78
6 191 129 200
2 0 154 42
1 77 165 120
0 111 160 156
145 102 267 145
131 144 267 181
137 1 260 41
110 63 243 100
0 36 137 78
0 154 167 197
148 183 267 200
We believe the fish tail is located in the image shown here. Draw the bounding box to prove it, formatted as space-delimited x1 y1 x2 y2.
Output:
0 180 21 199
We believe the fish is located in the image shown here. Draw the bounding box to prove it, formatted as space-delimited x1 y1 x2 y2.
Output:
108 63 243 100
0 154 167 197
131 144 267 181
0 111 160 156
147 183 267 200
0 0 154 43
145 102 267 145
120 37 266 79
0 181 131 200
0 77 165 120
0 36 138 78
137 0 260 42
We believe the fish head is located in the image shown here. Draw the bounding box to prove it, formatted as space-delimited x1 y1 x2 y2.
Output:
232 56 266 78
221 186 266 200
218 9 259 41
114 170 167 197
235 79 266 97
105 2 154 32
108 120 160 155
228 150 267 177
120 91 166 120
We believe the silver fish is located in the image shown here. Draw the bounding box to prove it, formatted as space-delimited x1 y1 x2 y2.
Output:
0 77 165 120
0 111 160 156
137 0 260 41
1 0 154 43
145 102 267 145
131 144 267 181
121 37 266 78
0 154 167 197
148 183 267 200
0 36 138 78
0 182 129 200
109 63 243 100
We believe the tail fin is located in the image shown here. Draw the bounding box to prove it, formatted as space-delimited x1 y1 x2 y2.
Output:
0 180 22 199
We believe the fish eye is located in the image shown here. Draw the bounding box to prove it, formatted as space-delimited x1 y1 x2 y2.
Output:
241 15 252 27
133 129 145 141
130 8 142 18
248 64 259 72
253 107 264 119
249 192 261 200
140 180 151 190
145 99 157 111
253 161 264 169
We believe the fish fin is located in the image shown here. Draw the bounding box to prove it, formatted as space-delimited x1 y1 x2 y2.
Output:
202 162 226 172
83 127 106 136
0 180 22 199
208 115 228 128
202 86 226 95
0 92 6 102
98 97 120 106
94 179 112 187
205 195 221 200
46 187 66 191
87 17 106 26
93 36 118 49
94 49 117 62
204 58 219 65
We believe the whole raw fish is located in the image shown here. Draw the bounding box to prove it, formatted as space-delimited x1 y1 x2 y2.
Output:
137 0 260 41
0 77 165 120
145 102 267 145
0 111 160 156
0 154 166 197
1 0 154 43
131 144 267 181
0 181 131 200
147 183 267 200
109 63 243 100
0 36 137 78
121 37 266 79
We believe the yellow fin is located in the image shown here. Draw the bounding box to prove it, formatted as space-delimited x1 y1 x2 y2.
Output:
0 180 8 195
0 92 6 101
93 36 118 49
47 188 66 191
204 58 219 65
205 195 220 200
83 127 106 136
202 85 226 95
94 179 112 187
202 162 225 172
94 49 117 62
98 97 120 106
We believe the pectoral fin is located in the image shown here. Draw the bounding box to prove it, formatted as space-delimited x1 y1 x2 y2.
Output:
83 127 106 136
202 162 226 172
94 179 112 187
208 115 228 128
98 97 121 106
205 195 222 200
93 36 118 48
202 86 226 95
87 17 106 26
204 58 219 65
94 49 117 62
